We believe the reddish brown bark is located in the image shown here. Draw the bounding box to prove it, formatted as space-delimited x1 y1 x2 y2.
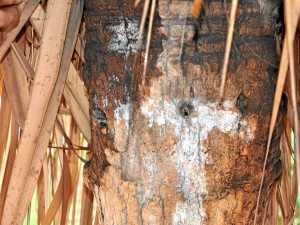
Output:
83 0 283 224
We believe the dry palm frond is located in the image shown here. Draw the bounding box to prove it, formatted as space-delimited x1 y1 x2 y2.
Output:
61 152 71 225
134 0 142 8
80 182 94 225
219 0 238 98
37 160 47 224
63 87 91 143
254 1 300 224
0 0 95 224
2 1 73 223
0 85 11 169
16 1 85 223
0 116 18 219
1 51 29 128
134 0 151 95
284 0 300 191
0 0 40 61
29 0 90 142
66 64 90 120
11 42 35 79
41 167 65 225
179 0 189 61
142 0 156 90
254 35 290 225
135 0 150 57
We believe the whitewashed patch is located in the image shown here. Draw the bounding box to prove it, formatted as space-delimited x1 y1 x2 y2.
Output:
108 17 139 58
102 98 108 108
140 98 250 140
113 102 132 152
173 202 207 225
140 98 254 224
113 97 254 223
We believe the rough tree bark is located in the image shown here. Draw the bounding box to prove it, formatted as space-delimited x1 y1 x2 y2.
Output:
83 0 284 224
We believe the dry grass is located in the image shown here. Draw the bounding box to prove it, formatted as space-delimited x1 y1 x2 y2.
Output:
0 0 299 224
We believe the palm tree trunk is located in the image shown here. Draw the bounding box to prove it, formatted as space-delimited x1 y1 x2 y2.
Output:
83 0 283 224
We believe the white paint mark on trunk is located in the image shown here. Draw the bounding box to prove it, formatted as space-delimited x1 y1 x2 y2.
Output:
140 98 252 140
102 98 108 108
140 98 254 224
108 17 139 58
113 102 132 152
112 97 254 223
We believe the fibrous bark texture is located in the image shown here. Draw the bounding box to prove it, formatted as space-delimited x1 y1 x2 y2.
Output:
83 0 283 224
